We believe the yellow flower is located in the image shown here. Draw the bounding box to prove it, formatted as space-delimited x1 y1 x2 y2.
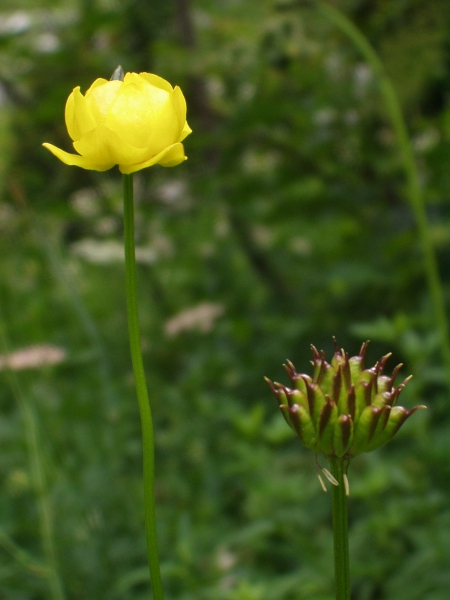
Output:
43 71 192 174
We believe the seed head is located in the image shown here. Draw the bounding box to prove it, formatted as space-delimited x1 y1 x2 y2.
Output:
265 340 426 459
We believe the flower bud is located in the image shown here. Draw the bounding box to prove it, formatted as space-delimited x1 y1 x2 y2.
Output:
43 70 192 173
266 340 426 459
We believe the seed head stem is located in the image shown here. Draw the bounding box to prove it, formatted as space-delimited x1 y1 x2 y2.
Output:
328 456 351 600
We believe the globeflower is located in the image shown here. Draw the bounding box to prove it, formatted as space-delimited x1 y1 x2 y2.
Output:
266 340 426 460
43 68 191 174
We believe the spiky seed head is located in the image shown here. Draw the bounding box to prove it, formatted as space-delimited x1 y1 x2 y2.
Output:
265 340 426 459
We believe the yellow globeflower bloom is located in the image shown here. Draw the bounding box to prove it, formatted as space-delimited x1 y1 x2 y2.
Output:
43 69 192 174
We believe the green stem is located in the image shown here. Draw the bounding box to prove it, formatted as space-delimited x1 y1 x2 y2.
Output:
0 527 49 577
328 457 350 600
0 322 65 600
123 173 164 600
316 0 450 392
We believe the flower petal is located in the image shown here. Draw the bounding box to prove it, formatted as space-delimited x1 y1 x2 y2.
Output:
172 85 191 141
65 86 97 141
119 142 186 174
158 142 188 167
136 72 173 93
84 78 109 94
105 81 179 152
73 125 151 166
42 143 113 171
180 121 192 142
85 80 122 125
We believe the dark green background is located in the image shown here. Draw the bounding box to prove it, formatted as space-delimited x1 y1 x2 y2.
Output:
0 0 449 598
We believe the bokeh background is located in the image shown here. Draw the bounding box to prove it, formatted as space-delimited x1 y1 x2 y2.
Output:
1 0 449 598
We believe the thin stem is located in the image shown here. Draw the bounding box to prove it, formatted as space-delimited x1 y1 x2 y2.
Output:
316 1 450 392
0 527 50 577
328 457 350 600
9 184 117 458
0 321 65 600
122 173 164 600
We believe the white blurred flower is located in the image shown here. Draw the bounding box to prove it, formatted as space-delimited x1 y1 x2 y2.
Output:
0 344 66 371
165 303 224 337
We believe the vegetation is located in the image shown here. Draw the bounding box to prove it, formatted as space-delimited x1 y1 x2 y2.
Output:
0 0 449 598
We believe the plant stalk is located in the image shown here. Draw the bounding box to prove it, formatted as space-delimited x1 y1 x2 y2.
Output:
316 0 450 393
0 321 65 600
123 173 164 600
328 457 350 600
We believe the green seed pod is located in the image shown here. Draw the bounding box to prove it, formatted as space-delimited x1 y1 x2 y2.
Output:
264 378 287 408
279 404 295 431
318 398 338 455
348 342 367 381
381 406 410 437
351 404 380 455
266 340 426 460
333 414 354 458
377 375 392 394
353 379 371 422
371 391 391 409
284 360 308 394
285 387 308 410
289 404 319 452
364 405 391 452
366 405 425 452
308 381 328 422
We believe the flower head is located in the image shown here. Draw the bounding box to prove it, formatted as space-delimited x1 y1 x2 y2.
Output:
266 340 426 459
43 68 192 174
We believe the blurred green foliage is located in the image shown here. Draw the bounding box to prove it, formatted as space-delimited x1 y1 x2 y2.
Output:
0 0 449 598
